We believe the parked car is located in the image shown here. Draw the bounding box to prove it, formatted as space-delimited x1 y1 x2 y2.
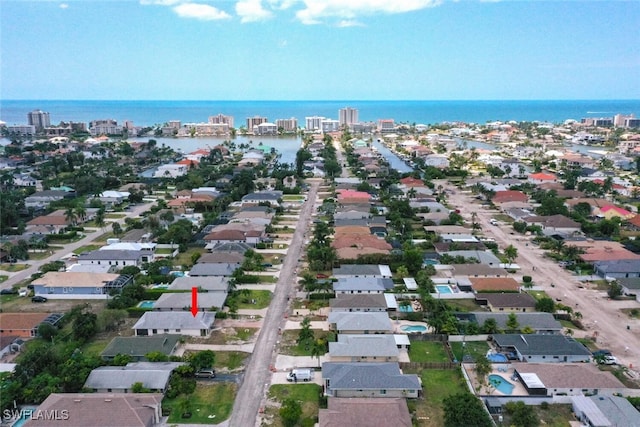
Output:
601 356 618 365
31 296 48 303
0 289 18 295
287 368 313 382
592 349 612 358
195 369 216 378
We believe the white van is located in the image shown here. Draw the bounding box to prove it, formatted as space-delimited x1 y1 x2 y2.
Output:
489 219 498 226
286 368 312 382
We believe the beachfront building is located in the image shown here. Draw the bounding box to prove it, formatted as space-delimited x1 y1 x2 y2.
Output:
339 107 359 127
276 117 298 132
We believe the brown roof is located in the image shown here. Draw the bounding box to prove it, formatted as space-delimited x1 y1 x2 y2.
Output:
469 277 520 292
319 397 412 427
580 248 640 262
475 293 537 308
0 313 50 334
23 393 164 427
332 234 392 251
564 198 610 208
626 214 640 228
204 229 247 241
515 363 625 390
27 215 70 226
524 214 581 229
492 190 528 204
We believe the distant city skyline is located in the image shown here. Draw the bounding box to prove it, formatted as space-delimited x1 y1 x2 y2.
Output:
2 1 639 101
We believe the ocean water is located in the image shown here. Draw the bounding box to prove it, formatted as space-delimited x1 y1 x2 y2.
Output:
2 100 640 127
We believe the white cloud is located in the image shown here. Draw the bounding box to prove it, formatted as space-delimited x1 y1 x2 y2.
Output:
295 0 443 25
59 3 69 9
337 19 364 27
236 0 274 23
173 3 232 20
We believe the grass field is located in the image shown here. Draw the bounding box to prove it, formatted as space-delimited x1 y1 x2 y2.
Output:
445 299 481 312
164 382 236 424
450 340 490 362
267 384 323 427
0 275 7 283
0 264 29 272
213 351 249 371
236 290 272 309
408 341 450 363
411 369 469 427
73 244 103 254
279 330 330 358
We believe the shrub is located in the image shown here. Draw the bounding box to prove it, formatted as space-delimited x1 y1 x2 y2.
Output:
522 276 532 283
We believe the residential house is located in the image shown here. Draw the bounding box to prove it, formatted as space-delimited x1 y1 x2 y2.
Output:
596 205 635 220
23 393 164 427
332 277 393 294
26 214 70 234
154 163 188 178
322 362 421 398
594 260 640 279
132 312 216 337
0 313 63 338
474 293 537 312
424 153 450 168
189 262 238 277
153 292 226 312
328 312 393 334
84 362 184 393
465 312 562 334
167 276 229 292
319 397 412 427
101 335 181 362
523 214 582 237
572 395 640 427
241 190 282 206
469 277 521 293
513 364 626 397
329 334 399 362
78 250 149 268
616 278 640 302
332 264 392 279
443 250 502 267
492 190 528 205
451 264 509 278
492 334 591 363
98 190 130 207
24 190 75 209
329 294 389 313
528 172 557 185
32 272 133 299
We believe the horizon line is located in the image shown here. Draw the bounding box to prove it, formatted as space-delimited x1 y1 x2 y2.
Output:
3 98 640 103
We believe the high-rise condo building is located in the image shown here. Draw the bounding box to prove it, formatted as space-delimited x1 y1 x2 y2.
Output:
305 116 325 131
276 118 298 132
209 113 234 128
246 116 267 132
27 110 51 131
339 107 359 126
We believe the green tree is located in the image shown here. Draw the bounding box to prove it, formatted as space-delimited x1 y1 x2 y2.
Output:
311 338 327 368
474 354 492 386
297 316 314 347
189 350 215 372
112 222 123 236
279 398 302 427
504 401 539 427
481 318 499 334
112 353 133 366
504 244 518 266
506 313 520 331
536 297 555 313
608 282 623 299
145 351 169 362
443 393 492 427
131 382 151 393
72 311 98 342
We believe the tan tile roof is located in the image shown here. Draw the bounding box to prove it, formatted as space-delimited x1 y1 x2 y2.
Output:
320 397 412 427
469 277 520 292
33 272 121 288
515 363 625 390
0 313 50 333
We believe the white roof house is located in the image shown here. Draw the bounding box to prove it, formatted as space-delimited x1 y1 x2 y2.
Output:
133 312 216 337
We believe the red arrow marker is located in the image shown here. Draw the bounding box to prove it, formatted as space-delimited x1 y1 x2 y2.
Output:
191 287 198 317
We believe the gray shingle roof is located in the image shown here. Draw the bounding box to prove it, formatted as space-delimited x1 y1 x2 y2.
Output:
493 334 591 357
332 264 392 277
322 362 420 390
84 362 184 390
78 250 144 261
168 276 229 292
470 312 562 332
153 292 226 311
328 312 392 332
132 312 215 330
595 259 640 274
329 294 388 309
189 263 239 276
101 335 181 359
329 334 398 357
333 277 393 292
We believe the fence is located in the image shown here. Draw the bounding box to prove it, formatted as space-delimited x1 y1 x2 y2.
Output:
399 361 460 370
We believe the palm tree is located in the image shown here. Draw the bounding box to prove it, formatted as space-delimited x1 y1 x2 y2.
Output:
75 204 87 224
94 209 106 231
504 244 518 266
64 207 77 228
310 338 326 368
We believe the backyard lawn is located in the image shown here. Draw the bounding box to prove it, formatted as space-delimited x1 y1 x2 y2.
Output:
450 340 490 362
410 369 469 427
236 290 272 309
213 351 250 371
164 382 236 424
408 341 450 363
279 330 331 358
267 384 323 427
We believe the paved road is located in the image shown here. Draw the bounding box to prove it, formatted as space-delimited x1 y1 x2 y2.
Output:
1 202 154 290
445 184 640 371
228 181 320 427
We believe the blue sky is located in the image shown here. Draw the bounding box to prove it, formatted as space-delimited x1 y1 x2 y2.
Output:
2 0 639 100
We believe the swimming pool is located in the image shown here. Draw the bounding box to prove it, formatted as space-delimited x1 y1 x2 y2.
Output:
138 300 155 309
398 304 413 312
151 284 169 289
488 374 515 395
424 259 438 265
487 352 508 363
401 325 427 333
170 271 186 277
435 284 453 294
